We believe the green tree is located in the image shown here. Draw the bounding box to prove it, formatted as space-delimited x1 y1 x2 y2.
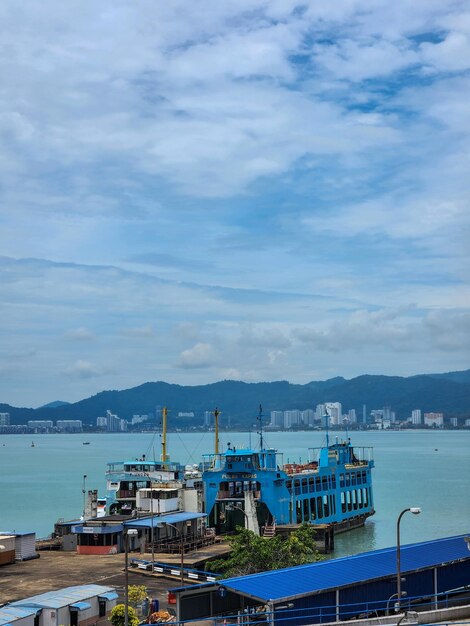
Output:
127 584 148 607
109 604 139 626
210 523 323 578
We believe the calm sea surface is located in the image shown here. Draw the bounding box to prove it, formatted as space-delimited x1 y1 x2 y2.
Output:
0 430 469 558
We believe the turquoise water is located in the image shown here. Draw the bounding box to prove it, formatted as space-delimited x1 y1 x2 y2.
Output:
0 430 468 557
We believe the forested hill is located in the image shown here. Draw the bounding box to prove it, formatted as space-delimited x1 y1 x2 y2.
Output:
2 369 470 426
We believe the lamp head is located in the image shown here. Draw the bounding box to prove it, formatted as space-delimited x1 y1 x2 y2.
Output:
410 507 421 515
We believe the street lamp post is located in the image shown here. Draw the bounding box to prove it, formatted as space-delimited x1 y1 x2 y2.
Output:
158 522 184 585
396 508 421 612
82 474 87 519
124 528 138 626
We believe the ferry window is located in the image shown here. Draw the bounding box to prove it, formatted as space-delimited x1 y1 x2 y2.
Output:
363 488 368 506
352 489 357 510
339 474 345 487
362 470 367 482
341 491 346 513
322 476 328 490
303 498 309 521
296 501 303 524
316 496 323 519
330 494 336 515
301 478 308 493
227 463 232 469
323 494 329 517
345 474 351 486
310 498 316 520
315 477 321 491
286 480 292 493
294 480 301 496
331 475 336 488
347 490 352 511
351 473 357 486
357 489 362 507
308 478 314 492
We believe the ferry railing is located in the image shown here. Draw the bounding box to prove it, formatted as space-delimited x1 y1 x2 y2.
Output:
153 587 470 626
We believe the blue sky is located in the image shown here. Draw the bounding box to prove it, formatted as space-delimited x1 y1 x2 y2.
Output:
1 0 469 407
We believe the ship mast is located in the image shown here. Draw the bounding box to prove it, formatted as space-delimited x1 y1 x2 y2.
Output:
161 406 169 464
213 407 220 454
257 404 264 450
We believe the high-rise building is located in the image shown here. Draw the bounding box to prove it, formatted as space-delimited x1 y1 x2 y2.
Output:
324 402 342 425
283 410 301 428
0 412 10 426
449 417 458 427
269 411 284 427
348 409 357 423
411 409 422 425
301 409 315 425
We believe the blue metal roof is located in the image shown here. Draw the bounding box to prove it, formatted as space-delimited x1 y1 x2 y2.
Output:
98 591 119 601
202 534 470 602
70 602 91 611
0 606 38 626
124 512 206 528
10 585 117 610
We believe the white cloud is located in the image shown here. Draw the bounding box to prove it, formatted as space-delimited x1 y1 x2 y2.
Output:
0 1 469 404
177 343 217 369
65 359 101 379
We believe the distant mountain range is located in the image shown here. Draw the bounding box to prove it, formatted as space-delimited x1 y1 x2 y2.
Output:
1 369 469 427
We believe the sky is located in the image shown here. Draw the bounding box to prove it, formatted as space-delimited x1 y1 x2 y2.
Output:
1 0 470 408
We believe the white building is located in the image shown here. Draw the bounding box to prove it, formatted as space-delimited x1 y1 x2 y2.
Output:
27 420 53 431
56 420 82 433
283 410 301 428
315 404 325 420
269 411 284 427
424 412 444 428
301 409 315 425
324 402 342 425
0 412 10 426
449 417 458 427
411 409 422 425
0 584 118 626
348 409 357 423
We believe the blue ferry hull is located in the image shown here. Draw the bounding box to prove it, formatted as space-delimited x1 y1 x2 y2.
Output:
202 439 375 533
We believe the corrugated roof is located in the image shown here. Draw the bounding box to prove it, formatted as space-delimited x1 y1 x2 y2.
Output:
217 534 470 602
0 606 38 626
10 585 116 610
124 512 206 528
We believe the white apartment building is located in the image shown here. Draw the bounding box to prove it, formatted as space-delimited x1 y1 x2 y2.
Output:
424 412 444 428
269 411 284 427
28 420 53 431
301 409 315 425
56 420 82 432
348 409 357 423
0 412 10 426
284 410 301 428
324 402 342 425
411 409 422 425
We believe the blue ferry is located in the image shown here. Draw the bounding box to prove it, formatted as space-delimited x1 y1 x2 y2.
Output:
202 411 375 537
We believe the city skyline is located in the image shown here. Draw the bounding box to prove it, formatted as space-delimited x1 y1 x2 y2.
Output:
1 1 469 406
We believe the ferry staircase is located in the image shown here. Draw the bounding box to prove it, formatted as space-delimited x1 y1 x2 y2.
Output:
262 519 276 538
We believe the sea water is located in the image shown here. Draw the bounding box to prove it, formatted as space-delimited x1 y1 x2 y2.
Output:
0 429 468 558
